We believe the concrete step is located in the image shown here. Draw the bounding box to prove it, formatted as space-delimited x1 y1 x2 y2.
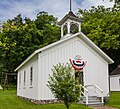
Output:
80 96 103 106
84 99 100 103
87 102 104 106
81 96 99 100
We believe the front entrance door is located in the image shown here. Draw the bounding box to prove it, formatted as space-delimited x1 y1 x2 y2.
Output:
75 71 84 86
79 71 84 86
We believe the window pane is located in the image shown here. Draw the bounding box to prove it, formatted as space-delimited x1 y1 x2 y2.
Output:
24 71 26 86
19 73 21 88
30 67 33 86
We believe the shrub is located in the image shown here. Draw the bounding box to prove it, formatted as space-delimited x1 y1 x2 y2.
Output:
47 63 80 109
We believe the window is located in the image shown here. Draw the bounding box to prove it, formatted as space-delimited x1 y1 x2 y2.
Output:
19 73 21 89
30 67 33 87
119 79 120 86
23 70 26 87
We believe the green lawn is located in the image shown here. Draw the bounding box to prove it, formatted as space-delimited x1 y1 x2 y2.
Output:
0 89 92 109
106 92 120 108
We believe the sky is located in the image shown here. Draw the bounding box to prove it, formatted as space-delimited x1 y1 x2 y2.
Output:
0 0 114 22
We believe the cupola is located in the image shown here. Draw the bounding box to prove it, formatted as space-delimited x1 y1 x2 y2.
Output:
58 11 84 39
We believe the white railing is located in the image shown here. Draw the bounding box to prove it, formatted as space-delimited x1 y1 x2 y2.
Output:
85 84 104 103
80 85 89 105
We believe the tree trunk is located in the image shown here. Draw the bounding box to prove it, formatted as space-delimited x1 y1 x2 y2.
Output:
65 101 69 109
66 105 69 109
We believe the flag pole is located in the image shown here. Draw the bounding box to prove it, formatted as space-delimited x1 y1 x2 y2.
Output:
70 0 72 11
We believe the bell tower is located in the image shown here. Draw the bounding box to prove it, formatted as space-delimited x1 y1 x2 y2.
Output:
58 0 83 39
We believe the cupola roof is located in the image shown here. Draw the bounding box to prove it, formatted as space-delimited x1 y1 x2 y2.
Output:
58 11 84 26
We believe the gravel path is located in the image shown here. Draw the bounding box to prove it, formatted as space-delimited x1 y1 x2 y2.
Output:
91 106 118 109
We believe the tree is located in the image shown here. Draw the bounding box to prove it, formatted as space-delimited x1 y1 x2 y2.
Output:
109 0 120 3
47 63 80 109
79 6 120 72
0 12 60 75
35 11 60 45
0 15 38 73
79 6 120 50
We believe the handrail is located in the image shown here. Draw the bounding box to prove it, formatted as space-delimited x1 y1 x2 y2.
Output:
80 84 89 93
85 84 104 103
80 85 89 105
85 84 103 93
94 84 104 103
94 84 103 93
79 84 104 105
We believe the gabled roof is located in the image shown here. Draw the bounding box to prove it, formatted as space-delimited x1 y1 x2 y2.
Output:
15 32 114 71
110 67 120 75
58 11 84 26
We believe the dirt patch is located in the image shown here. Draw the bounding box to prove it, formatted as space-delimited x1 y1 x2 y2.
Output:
91 106 118 109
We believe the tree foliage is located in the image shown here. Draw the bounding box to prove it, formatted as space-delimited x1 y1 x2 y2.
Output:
79 6 120 71
1 2 120 76
0 12 60 74
79 6 120 50
47 63 80 109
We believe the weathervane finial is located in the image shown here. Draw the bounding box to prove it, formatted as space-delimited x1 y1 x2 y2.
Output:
70 0 72 11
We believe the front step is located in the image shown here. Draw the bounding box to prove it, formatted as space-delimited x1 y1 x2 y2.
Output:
80 96 103 106
86 102 104 106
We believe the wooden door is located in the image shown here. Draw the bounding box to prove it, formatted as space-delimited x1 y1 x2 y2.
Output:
75 71 84 85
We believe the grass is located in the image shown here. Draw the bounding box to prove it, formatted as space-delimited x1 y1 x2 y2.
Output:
106 91 120 108
0 89 92 109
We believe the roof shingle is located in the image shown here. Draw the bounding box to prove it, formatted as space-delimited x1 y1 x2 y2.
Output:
110 65 120 75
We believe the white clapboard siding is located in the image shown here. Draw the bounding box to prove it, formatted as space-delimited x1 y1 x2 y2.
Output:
110 75 120 91
37 36 109 100
76 38 109 96
17 55 39 100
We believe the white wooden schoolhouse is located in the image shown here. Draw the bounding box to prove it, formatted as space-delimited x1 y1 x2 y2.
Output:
15 11 114 105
